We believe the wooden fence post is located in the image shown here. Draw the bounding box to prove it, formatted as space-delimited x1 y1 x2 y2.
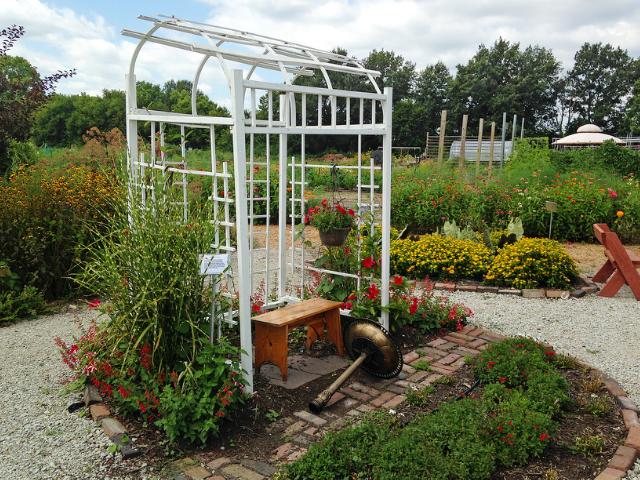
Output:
475 118 484 175
459 114 468 168
488 121 496 177
437 110 447 164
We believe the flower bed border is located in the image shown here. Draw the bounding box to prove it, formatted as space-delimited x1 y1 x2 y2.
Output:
415 273 600 299
162 326 637 479
82 385 142 459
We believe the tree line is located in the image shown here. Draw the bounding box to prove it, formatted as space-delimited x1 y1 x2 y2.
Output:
3 23 640 163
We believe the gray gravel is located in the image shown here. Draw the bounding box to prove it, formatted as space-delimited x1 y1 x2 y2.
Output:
0 309 158 480
446 289 640 480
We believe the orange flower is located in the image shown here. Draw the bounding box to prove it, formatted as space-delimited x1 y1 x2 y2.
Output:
616 210 624 218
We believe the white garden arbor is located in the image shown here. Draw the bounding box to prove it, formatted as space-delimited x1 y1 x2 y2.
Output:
122 16 393 392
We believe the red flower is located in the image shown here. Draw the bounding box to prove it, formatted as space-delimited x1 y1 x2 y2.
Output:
344 247 351 255
539 433 549 441
544 350 556 357
608 188 618 199
348 294 357 300
170 371 179 386
393 275 404 285
68 344 79 355
497 425 504 432
348 208 355 217
362 256 376 269
335 204 347 215
138 400 147 413
487 361 497 369
456 319 463 331
321 198 328 207
251 303 262 313
117 386 130 399
303 215 310 224
87 299 101 309
216 410 225 417
366 283 380 300
498 376 507 384
342 301 353 310
409 298 418 315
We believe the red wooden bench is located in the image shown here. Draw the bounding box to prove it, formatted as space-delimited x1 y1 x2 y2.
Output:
252 298 345 381
592 224 640 300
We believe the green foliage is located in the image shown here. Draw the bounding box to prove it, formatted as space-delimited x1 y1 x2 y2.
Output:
283 412 395 480
571 434 605 457
57 184 246 444
0 150 120 298
283 337 571 479
485 237 578 289
564 42 636 132
405 385 435 407
584 397 611 417
0 285 46 324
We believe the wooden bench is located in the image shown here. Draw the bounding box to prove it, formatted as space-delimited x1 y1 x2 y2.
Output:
252 298 345 381
592 224 640 300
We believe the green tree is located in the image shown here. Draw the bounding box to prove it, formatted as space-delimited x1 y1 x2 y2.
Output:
623 79 640 135
564 42 637 132
413 62 453 135
363 49 416 104
449 38 560 133
0 25 75 171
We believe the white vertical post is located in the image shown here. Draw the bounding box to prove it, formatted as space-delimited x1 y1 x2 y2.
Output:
278 94 288 298
230 69 253 393
125 73 138 201
380 87 393 331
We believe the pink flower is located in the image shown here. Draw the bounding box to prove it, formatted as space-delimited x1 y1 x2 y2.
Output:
87 299 101 309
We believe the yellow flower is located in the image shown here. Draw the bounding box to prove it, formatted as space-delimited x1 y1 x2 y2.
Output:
616 210 624 218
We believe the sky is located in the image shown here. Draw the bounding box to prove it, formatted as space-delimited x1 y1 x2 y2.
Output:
2 0 640 108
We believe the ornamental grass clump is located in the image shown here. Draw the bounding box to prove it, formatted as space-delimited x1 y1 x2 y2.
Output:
485 237 577 289
390 234 492 280
56 186 246 444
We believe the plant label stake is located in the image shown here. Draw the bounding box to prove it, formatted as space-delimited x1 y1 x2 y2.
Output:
309 319 402 413
545 201 557 239
199 254 230 342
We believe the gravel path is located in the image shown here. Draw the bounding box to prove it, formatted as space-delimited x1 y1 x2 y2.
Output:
447 290 640 480
0 310 155 480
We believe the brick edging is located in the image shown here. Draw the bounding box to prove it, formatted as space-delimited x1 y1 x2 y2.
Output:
83 385 141 459
412 273 600 299
595 375 639 479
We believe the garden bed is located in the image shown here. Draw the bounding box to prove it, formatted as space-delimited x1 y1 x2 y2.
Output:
110 329 636 480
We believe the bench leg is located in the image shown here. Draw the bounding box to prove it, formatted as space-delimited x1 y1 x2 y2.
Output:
254 323 289 382
306 320 324 351
598 271 625 298
593 260 614 283
325 309 345 356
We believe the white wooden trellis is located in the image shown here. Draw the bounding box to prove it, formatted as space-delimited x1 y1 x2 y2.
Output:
123 16 393 393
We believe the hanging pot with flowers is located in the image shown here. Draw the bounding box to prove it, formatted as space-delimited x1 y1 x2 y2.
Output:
305 198 356 247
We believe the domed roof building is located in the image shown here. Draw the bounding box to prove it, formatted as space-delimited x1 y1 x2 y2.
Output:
552 124 624 149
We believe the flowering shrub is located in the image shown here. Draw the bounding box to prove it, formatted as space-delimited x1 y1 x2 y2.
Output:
485 237 577 289
0 152 120 298
56 186 246 444
390 235 492 280
347 276 472 334
305 198 356 232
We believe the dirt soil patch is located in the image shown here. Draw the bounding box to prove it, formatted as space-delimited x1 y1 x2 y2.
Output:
565 242 640 274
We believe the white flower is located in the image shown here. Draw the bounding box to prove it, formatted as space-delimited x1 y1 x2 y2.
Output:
388 409 397 415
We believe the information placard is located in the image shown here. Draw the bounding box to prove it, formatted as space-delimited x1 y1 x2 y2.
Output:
199 254 230 275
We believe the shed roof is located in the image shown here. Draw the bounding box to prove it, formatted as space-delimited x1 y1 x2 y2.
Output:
552 124 624 146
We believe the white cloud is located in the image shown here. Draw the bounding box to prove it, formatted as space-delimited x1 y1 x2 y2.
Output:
2 0 640 104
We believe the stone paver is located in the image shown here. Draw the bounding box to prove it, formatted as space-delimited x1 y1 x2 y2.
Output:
222 463 265 480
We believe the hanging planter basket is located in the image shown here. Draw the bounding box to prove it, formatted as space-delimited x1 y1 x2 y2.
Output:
319 227 351 247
